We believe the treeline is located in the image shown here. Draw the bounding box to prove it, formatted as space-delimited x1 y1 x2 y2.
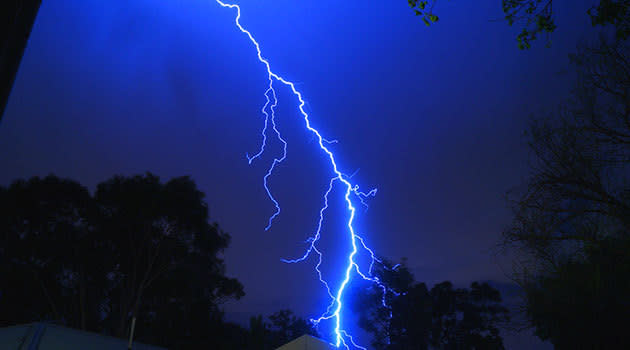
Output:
0 174 239 348
0 173 511 349
0 173 325 349
350 263 509 349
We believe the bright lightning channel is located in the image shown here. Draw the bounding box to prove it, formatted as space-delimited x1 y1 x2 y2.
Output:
215 2 391 348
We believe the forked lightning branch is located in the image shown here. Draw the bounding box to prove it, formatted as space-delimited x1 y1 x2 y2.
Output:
216 2 393 348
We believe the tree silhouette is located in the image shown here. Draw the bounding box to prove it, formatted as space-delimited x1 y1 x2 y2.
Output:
93 173 243 339
0 175 104 330
267 309 319 347
238 310 319 349
503 38 630 348
352 262 509 350
0 173 244 349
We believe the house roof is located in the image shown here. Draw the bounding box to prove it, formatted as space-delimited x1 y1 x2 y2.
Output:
0 323 165 350
275 334 337 350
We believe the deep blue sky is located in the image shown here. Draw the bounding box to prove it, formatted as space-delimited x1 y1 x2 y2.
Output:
1 0 597 347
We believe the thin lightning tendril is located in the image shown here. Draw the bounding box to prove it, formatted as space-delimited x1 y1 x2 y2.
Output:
216 1 393 348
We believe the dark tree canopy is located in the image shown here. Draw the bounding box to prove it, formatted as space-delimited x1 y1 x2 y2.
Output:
267 309 319 346
0 176 102 330
0 173 324 349
0 173 244 349
352 262 509 350
524 237 630 348
503 38 630 348
93 173 244 340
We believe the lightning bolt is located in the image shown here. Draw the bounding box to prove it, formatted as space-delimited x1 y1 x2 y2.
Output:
215 1 393 348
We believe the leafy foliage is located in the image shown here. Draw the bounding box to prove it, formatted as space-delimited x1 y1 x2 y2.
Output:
407 0 440 26
407 1 630 49
588 0 630 39
503 0 630 49
503 0 556 49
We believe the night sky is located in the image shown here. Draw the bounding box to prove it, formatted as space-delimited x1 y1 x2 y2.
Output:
1 0 598 347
